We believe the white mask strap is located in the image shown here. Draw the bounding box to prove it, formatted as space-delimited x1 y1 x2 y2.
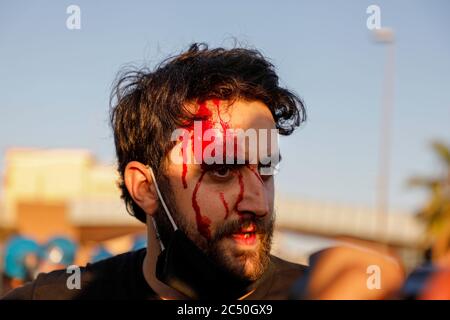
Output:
147 166 178 231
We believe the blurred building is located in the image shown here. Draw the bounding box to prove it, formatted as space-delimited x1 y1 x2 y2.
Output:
0 148 144 266
272 197 426 270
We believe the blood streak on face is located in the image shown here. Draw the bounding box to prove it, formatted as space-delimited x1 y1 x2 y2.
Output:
212 98 230 134
186 100 231 240
219 192 230 219
181 100 213 189
192 171 212 240
185 100 243 240
193 101 215 161
248 165 264 184
180 135 189 189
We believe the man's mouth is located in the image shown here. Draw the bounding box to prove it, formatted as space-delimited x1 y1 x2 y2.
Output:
230 224 257 246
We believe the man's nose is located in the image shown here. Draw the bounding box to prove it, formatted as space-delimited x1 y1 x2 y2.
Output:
235 167 269 217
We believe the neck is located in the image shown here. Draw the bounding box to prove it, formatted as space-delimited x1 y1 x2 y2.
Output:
142 219 259 300
142 219 188 300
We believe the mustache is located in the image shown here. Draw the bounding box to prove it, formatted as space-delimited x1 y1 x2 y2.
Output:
211 216 274 242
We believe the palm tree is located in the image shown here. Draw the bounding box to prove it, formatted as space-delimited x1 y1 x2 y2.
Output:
408 141 450 261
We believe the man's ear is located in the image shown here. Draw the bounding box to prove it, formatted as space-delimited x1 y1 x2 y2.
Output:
124 161 158 217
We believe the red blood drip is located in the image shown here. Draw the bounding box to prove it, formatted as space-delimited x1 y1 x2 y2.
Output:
181 165 188 189
192 171 211 240
213 99 229 133
192 101 214 166
180 135 189 189
248 165 264 184
180 101 214 187
213 99 231 163
196 100 213 119
212 98 220 106
219 192 230 219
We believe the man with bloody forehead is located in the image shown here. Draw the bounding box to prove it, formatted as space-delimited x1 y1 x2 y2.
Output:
3 43 307 300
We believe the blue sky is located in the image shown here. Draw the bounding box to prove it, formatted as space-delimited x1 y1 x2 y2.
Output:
0 0 449 212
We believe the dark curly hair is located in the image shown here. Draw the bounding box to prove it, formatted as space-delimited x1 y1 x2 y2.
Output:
110 43 306 223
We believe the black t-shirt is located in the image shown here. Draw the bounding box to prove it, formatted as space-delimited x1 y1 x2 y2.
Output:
2 249 307 300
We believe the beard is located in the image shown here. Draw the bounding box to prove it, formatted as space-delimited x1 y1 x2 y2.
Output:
205 214 274 281
153 173 274 282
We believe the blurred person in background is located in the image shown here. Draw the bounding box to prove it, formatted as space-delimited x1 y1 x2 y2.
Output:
400 141 450 299
2 236 41 293
290 238 406 299
36 237 77 275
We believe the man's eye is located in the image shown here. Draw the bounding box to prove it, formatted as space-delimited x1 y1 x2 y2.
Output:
211 167 232 178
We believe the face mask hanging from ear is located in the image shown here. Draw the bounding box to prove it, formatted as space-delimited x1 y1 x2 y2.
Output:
147 166 252 300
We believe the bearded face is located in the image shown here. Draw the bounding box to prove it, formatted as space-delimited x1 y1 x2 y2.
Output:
155 99 278 281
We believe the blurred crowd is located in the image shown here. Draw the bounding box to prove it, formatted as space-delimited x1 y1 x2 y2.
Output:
0 233 146 296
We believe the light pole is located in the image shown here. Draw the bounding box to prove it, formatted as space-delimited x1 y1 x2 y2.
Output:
373 28 395 242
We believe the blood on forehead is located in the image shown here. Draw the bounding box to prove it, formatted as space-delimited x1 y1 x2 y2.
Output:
184 99 232 240
181 99 231 188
